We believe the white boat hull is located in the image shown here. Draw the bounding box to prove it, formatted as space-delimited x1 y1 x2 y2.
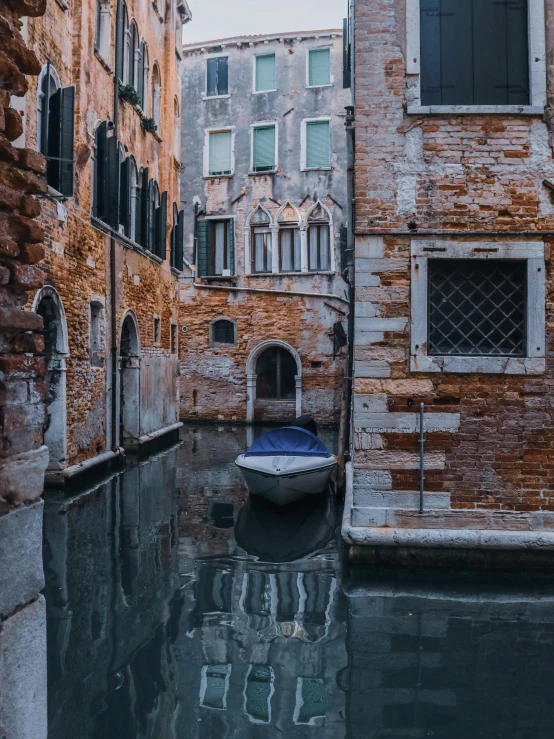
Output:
235 454 336 506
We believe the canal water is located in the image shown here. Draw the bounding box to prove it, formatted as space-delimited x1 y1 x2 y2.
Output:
43 425 554 738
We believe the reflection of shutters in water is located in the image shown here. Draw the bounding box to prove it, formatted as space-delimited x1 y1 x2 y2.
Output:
304 573 332 625
256 347 297 400
195 566 233 619
245 666 273 723
244 572 272 630
297 678 328 724
201 664 229 709
276 572 300 622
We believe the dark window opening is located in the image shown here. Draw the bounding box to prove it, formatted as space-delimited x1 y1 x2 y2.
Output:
207 57 228 96
170 323 177 354
153 316 161 344
212 319 235 345
420 0 529 106
256 346 297 400
39 68 75 196
428 259 526 356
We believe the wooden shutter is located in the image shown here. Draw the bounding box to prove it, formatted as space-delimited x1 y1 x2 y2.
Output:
93 122 106 219
440 0 473 105
209 131 232 175
105 135 120 229
228 220 235 275
196 220 209 277
255 54 275 92
305 121 330 168
115 0 125 82
309 49 331 86
157 191 168 259
138 41 145 104
57 86 75 197
343 17 351 89
46 88 61 189
147 180 156 251
420 0 442 105
119 157 131 234
139 167 148 247
175 209 184 271
506 0 529 105
217 57 228 95
135 180 142 244
207 58 217 96
253 125 275 172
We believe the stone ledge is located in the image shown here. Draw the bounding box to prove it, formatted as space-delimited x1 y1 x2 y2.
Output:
0 501 44 618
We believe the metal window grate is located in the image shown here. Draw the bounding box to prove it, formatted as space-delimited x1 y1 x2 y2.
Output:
428 259 526 356
213 320 235 345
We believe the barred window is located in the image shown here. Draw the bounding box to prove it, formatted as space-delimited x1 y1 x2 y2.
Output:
428 260 526 356
212 319 235 345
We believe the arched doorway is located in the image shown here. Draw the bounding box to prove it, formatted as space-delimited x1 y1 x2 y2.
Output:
119 312 140 447
246 341 302 423
33 287 68 470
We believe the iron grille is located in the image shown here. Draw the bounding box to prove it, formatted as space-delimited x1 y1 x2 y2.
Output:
428 259 526 356
213 320 235 345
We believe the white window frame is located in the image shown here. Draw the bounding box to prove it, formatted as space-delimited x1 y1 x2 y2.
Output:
410 240 546 375
250 121 278 174
203 53 230 100
252 52 277 94
406 0 546 115
203 127 235 178
306 46 333 89
301 117 332 172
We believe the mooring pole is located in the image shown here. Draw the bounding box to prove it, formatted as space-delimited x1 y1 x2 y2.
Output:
419 402 425 514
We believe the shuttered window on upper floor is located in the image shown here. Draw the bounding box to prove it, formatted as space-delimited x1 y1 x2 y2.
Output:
208 131 232 176
196 219 235 277
252 125 276 173
255 54 276 92
207 57 228 97
308 48 331 87
420 0 529 106
305 120 331 169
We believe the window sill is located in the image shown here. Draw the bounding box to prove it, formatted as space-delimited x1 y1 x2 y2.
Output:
204 173 233 179
198 276 236 283
203 94 231 101
307 83 333 89
302 166 332 172
248 170 276 176
410 355 545 375
94 49 113 74
90 217 164 264
210 342 237 349
245 271 335 277
252 89 277 95
407 104 545 116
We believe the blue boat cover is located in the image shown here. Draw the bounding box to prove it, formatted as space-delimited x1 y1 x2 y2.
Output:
244 426 332 458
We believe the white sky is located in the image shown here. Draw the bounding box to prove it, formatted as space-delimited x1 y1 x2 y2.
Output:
183 0 346 44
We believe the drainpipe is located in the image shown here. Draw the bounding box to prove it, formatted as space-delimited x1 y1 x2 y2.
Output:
110 0 122 450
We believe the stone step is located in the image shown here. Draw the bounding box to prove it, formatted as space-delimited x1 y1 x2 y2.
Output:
353 490 451 510
351 507 554 531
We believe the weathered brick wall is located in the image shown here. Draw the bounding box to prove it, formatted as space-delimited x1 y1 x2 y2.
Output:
24 0 184 466
0 0 49 734
349 0 554 534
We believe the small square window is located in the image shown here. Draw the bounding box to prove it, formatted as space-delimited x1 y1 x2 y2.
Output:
208 131 232 176
255 54 276 92
428 260 526 356
308 48 331 87
304 120 330 169
211 319 236 346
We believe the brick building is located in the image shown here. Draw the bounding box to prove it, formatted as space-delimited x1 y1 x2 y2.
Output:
177 31 351 425
18 0 191 482
343 0 554 555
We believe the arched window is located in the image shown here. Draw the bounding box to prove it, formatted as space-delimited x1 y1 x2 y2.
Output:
126 20 139 88
138 41 149 111
38 63 75 196
119 153 137 240
278 202 301 273
173 96 180 160
38 64 59 156
148 179 160 251
307 203 331 272
250 207 272 274
151 63 161 126
93 121 118 227
170 203 184 271
117 3 129 83
256 346 297 400
210 319 236 346
94 0 111 61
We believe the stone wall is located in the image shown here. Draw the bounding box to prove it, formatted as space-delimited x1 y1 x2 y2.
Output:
345 0 554 551
0 0 48 735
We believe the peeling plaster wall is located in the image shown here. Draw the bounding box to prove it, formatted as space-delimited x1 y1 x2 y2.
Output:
178 31 351 424
348 0 554 547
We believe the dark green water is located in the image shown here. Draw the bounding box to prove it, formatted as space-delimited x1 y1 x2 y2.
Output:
44 425 554 738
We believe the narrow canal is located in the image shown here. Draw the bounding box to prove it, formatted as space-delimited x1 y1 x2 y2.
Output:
43 425 554 738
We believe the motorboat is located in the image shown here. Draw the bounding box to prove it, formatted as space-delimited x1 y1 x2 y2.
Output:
235 425 336 506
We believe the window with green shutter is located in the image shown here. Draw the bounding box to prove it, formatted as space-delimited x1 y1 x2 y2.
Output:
305 120 330 169
420 0 529 106
208 131 232 176
196 219 235 277
255 54 276 92
252 125 276 173
308 48 331 87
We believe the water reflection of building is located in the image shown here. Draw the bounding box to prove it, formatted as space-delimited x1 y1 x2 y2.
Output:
175 555 347 738
43 449 181 739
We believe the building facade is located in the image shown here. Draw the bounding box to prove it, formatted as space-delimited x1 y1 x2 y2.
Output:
344 0 554 554
178 31 351 425
18 0 190 482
